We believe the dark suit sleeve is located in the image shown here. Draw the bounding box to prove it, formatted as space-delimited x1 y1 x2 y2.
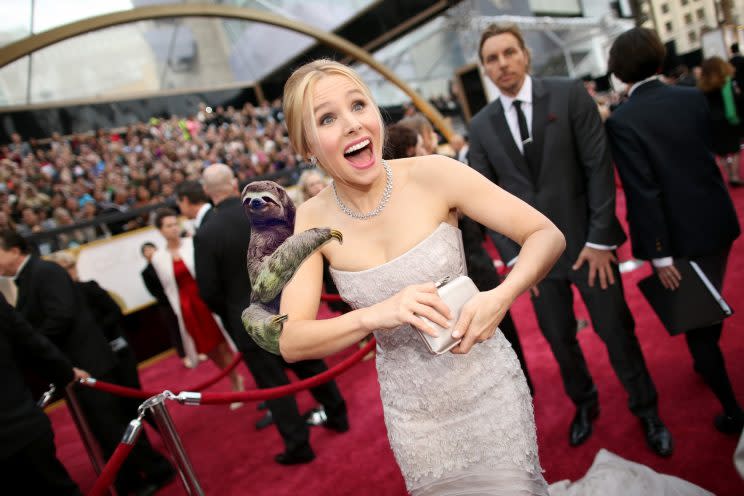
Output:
194 230 226 317
1 294 74 386
467 118 521 263
36 262 79 340
142 264 167 303
569 80 618 245
605 116 671 259
82 281 123 340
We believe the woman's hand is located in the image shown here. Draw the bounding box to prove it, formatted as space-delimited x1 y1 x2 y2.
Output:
365 282 452 337
450 287 513 354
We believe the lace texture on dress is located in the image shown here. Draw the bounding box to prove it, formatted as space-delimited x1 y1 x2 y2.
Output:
331 223 545 493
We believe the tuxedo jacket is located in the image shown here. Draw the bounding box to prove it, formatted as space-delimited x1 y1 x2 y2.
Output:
468 77 626 277
606 80 740 260
193 196 254 348
15 255 115 378
0 293 74 458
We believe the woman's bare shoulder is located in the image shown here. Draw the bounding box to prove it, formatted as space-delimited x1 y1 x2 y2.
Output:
398 154 466 187
295 188 334 231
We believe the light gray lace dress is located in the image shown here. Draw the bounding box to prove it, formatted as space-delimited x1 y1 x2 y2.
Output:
331 222 548 495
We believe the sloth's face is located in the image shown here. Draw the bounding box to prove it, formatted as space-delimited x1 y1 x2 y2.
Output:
241 182 290 224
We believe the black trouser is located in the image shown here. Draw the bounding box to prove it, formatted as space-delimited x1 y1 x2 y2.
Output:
459 216 534 393
241 342 347 455
74 370 172 494
531 261 658 417
685 247 740 415
1 425 81 496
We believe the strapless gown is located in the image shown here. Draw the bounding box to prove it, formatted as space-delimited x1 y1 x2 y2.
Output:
331 222 548 495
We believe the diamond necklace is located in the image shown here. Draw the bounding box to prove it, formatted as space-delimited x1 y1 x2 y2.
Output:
331 159 393 220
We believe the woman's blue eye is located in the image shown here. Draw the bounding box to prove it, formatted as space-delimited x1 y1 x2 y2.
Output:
352 102 364 111
320 115 335 125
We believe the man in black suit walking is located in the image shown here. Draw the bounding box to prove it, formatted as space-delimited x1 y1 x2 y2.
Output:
468 23 672 455
194 164 348 465
0 292 87 495
606 27 743 434
0 230 174 495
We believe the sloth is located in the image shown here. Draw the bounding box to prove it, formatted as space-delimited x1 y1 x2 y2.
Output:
240 180 342 354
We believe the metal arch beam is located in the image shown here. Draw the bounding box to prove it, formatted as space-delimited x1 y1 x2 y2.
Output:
0 4 454 141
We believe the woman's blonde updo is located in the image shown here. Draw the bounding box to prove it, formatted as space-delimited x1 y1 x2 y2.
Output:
282 59 382 164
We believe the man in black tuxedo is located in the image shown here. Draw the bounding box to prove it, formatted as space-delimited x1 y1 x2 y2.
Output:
0 230 174 495
194 164 348 465
468 23 672 455
0 292 86 495
176 179 215 231
606 27 743 434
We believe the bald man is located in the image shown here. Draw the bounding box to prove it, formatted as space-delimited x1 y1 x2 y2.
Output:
194 164 348 466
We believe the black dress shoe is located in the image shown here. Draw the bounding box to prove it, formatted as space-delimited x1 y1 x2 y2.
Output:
640 415 673 456
324 414 350 433
714 411 744 434
255 411 273 430
569 403 599 446
274 449 315 465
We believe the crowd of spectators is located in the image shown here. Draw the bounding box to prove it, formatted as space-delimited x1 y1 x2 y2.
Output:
0 99 304 252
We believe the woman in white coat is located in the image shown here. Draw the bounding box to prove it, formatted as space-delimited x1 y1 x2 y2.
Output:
151 208 244 406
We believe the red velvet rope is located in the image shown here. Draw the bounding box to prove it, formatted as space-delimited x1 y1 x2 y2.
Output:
86 441 135 496
83 339 376 403
320 293 344 302
197 338 376 404
81 352 244 399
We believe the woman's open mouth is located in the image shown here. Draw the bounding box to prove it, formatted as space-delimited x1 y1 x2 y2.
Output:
343 138 374 169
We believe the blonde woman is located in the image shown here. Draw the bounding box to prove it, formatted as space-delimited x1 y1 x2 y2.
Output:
278 60 565 494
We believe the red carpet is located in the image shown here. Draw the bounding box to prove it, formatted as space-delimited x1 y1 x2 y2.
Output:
50 184 744 495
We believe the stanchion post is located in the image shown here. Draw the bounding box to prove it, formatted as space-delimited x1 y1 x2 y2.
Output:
142 393 204 496
65 383 116 495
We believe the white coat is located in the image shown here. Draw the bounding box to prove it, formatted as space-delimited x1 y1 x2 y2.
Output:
151 237 235 366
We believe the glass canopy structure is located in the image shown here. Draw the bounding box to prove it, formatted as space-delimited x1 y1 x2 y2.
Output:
0 0 374 107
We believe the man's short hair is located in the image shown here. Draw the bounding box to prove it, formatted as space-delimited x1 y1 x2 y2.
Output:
478 23 528 63
0 229 29 254
732 43 740 54
153 208 178 229
608 27 666 83
175 180 209 204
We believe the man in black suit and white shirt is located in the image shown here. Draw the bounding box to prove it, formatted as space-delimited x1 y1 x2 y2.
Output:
467 23 672 455
0 230 174 495
194 164 348 465
606 27 743 434
176 180 214 231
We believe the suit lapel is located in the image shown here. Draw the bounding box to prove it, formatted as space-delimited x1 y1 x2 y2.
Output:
530 78 550 183
488 100 532 180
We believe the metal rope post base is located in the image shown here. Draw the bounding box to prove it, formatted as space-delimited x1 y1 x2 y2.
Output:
140 392 204 496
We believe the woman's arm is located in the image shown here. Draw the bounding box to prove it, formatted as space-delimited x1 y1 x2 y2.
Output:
279 202 450 362
418 155 565 353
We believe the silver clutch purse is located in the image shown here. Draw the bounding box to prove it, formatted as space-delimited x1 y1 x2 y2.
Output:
417 275 480 355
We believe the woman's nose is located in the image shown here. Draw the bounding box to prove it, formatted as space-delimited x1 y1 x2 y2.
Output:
344 115 362 134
